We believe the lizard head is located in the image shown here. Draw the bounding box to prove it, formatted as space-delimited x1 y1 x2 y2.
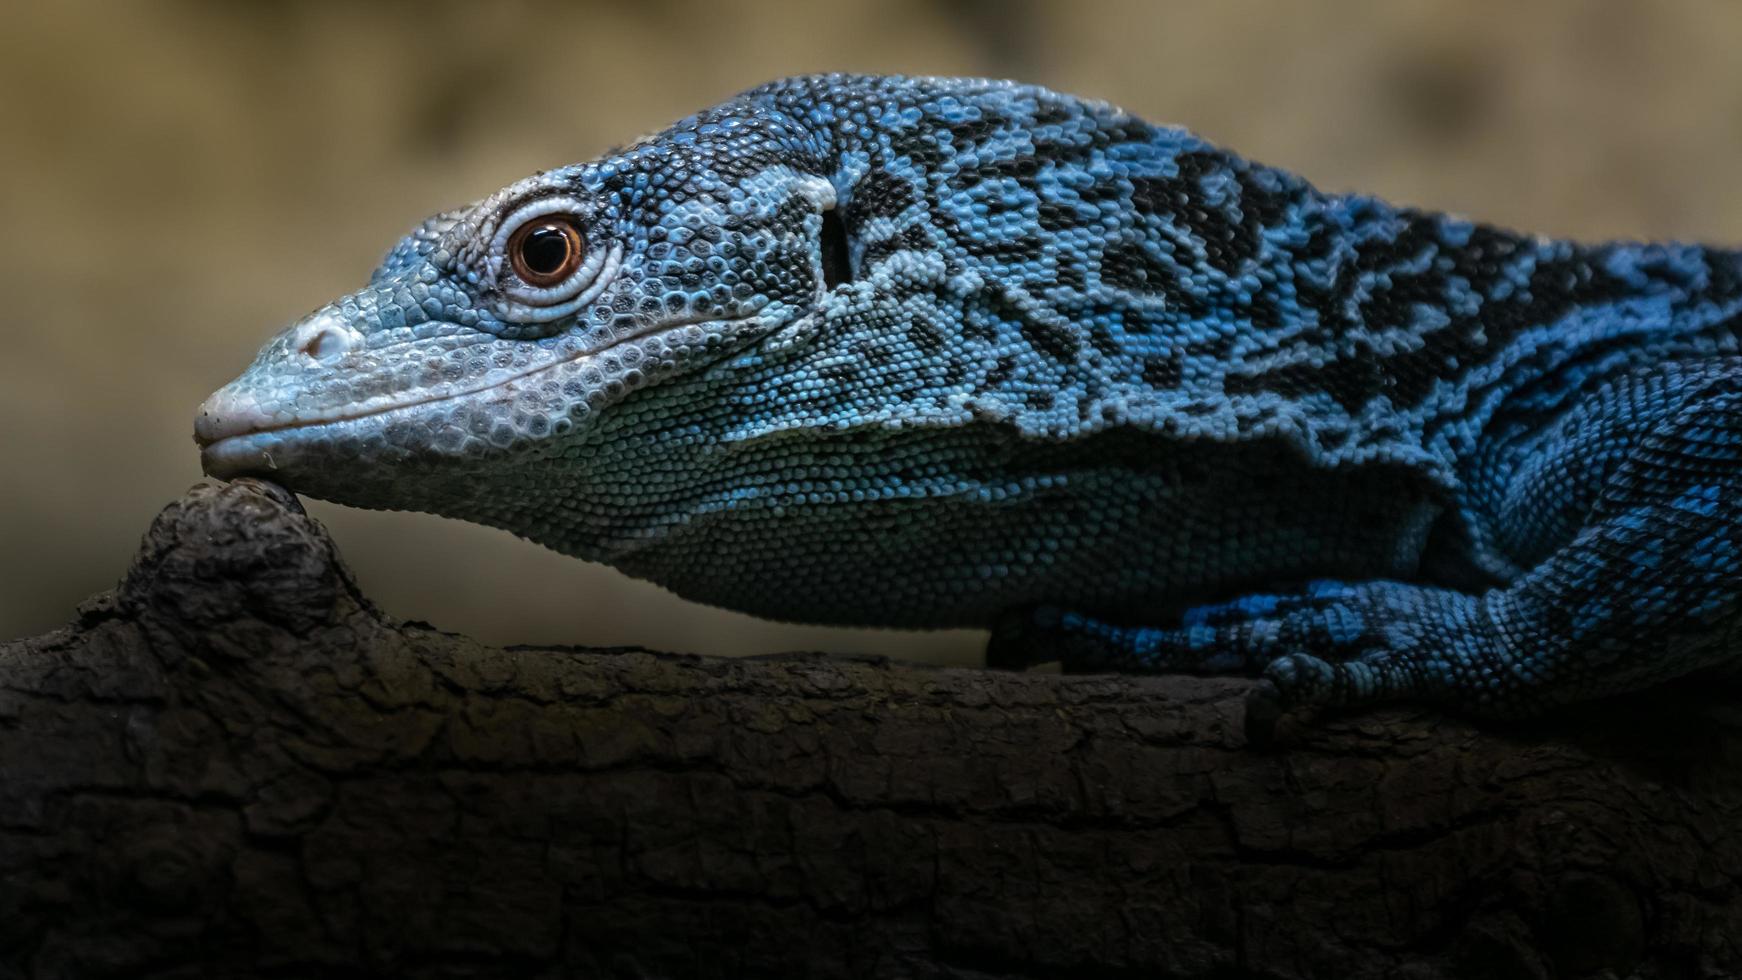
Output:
196 103 839 539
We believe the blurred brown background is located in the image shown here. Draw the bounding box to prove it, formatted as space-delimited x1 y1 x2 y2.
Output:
5 0 1742 661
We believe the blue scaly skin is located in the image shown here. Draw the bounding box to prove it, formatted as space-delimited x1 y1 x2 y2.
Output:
196 74 1742 724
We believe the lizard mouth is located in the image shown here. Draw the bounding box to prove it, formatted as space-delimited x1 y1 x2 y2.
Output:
197 311 769 480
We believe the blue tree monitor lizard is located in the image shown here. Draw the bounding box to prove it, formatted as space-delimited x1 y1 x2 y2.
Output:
197 74 1742 724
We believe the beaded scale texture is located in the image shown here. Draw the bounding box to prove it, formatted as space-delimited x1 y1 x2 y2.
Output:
198 74 1742 719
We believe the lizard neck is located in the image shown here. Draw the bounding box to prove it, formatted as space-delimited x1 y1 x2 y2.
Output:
758 75 1742 485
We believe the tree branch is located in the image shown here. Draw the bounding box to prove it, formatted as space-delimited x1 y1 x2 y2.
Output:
2 479 1739 978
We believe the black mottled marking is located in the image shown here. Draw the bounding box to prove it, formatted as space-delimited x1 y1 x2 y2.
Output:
1124 307 1164 335
1017 128 1114 186
1350 215 1435 277
941 356 967 387
1668 250 1741 315
1036 201 1082 235
985 354 1018 387
1231 213 1642 413
1243 281 1284 333
960 300 998 343
1099 239 1212 319
847 167 920 222
946 118 995 149
859 223 932 267
968 233 1048 266
1142 352 1183 388
1180 329 1235 362
1296 222 1337 264
923 208 974 259
1237 168 1291 226
1226 348 1384 413
1098 240 1154 293
1030 100 1074 129
820 361 861 384
907 306 947 353
856 336 895 369
1130 151 1267 277
1128 174 1187 218
1072 175 1128 209
1087 307 1123 358
896 137 948 174
897 223 932 251
1393 246 1625 407
1103 119 1156 148
1051 255 1089 292
1005 295 1082 364
978 154 1044 187
767 195 815 236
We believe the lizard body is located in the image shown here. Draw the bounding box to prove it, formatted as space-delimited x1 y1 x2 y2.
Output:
198 74 1742 718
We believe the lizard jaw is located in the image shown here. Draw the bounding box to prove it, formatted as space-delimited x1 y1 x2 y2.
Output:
196 310 775 481
199 428 290 481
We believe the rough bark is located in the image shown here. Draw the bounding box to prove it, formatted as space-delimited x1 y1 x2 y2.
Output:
1 479 1739 979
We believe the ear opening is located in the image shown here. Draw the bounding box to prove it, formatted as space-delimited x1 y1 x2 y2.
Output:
820 206 852 289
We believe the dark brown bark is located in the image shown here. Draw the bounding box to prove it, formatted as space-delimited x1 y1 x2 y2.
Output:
2 479 1740 979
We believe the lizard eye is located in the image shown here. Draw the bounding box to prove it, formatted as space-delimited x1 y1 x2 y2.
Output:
508 216 585 287
487 196 620 324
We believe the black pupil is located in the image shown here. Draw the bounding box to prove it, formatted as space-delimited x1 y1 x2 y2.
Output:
521 225 572 276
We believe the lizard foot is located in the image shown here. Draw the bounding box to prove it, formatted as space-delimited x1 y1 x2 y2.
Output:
989 581 1489 714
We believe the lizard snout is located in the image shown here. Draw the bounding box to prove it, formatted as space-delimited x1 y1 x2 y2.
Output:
193 387 275 449
194 386 281 479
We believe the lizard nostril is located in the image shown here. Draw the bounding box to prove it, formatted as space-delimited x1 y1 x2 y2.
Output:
303 328 350 360
292 311 357 362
